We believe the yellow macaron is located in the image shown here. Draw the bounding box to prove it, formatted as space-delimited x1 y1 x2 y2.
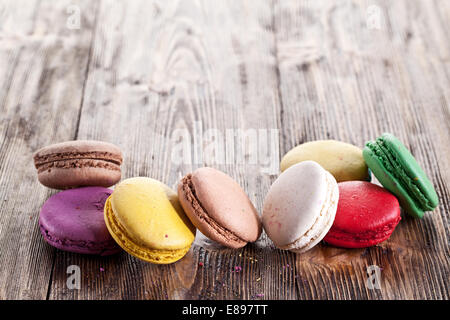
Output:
104 177 196 264
280 140 370 182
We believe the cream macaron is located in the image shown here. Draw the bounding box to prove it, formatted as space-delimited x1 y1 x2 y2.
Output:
262 161 339 253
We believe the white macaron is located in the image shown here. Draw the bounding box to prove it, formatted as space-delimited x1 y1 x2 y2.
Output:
262 161 339 253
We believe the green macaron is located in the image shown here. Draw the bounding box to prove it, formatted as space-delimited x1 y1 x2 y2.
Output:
363 133 438 218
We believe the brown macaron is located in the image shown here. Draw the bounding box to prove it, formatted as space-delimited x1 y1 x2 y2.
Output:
33 140 123 189
178 167 262 249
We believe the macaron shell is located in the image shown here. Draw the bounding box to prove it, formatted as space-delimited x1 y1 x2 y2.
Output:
39 187 120 255
363 144 427 218
324 181 401 248
284 171 339 253
280 140 370 182
37 161 121 189
178 177 248 249
262 161 338 250
33 140 122 162
108 177 195 251
378 133 438 208
187 167 261 243
104 197 191 264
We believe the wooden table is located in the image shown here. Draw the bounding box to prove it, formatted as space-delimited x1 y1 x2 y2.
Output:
0 0 448 300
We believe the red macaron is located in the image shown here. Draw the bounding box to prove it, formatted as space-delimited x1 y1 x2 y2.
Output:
324 181 401 248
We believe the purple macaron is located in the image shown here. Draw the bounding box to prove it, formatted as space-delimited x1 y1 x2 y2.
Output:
39 187 120 256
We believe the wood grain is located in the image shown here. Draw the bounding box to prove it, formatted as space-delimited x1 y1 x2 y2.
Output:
0 0 448 300
0 0 97 299
274 0 449 299
48 0 286 300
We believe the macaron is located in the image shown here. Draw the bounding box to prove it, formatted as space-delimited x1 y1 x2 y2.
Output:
104 177 196 264
33 140 123 189
363 133 439 218
39 187 120 255
262 161 339 253
324 181 401 248
280 140 370 182
178 167 262 249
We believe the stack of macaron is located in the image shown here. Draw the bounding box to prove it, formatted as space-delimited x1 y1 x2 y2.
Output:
33 133 439 264
34 140 199 263
34 140 124 256
264 133 439 252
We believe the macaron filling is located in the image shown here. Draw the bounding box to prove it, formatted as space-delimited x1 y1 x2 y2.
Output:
36 158 121 173
34 151 122 174
34 151 122 167
279 172 338 252
366 139 432 211
180 174 247 246
104 197 191 263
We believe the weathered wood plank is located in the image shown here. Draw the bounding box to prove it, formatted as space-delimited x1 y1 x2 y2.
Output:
0 0 448 300
0 0 97 299
274 0 449 299
48 0 285 300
